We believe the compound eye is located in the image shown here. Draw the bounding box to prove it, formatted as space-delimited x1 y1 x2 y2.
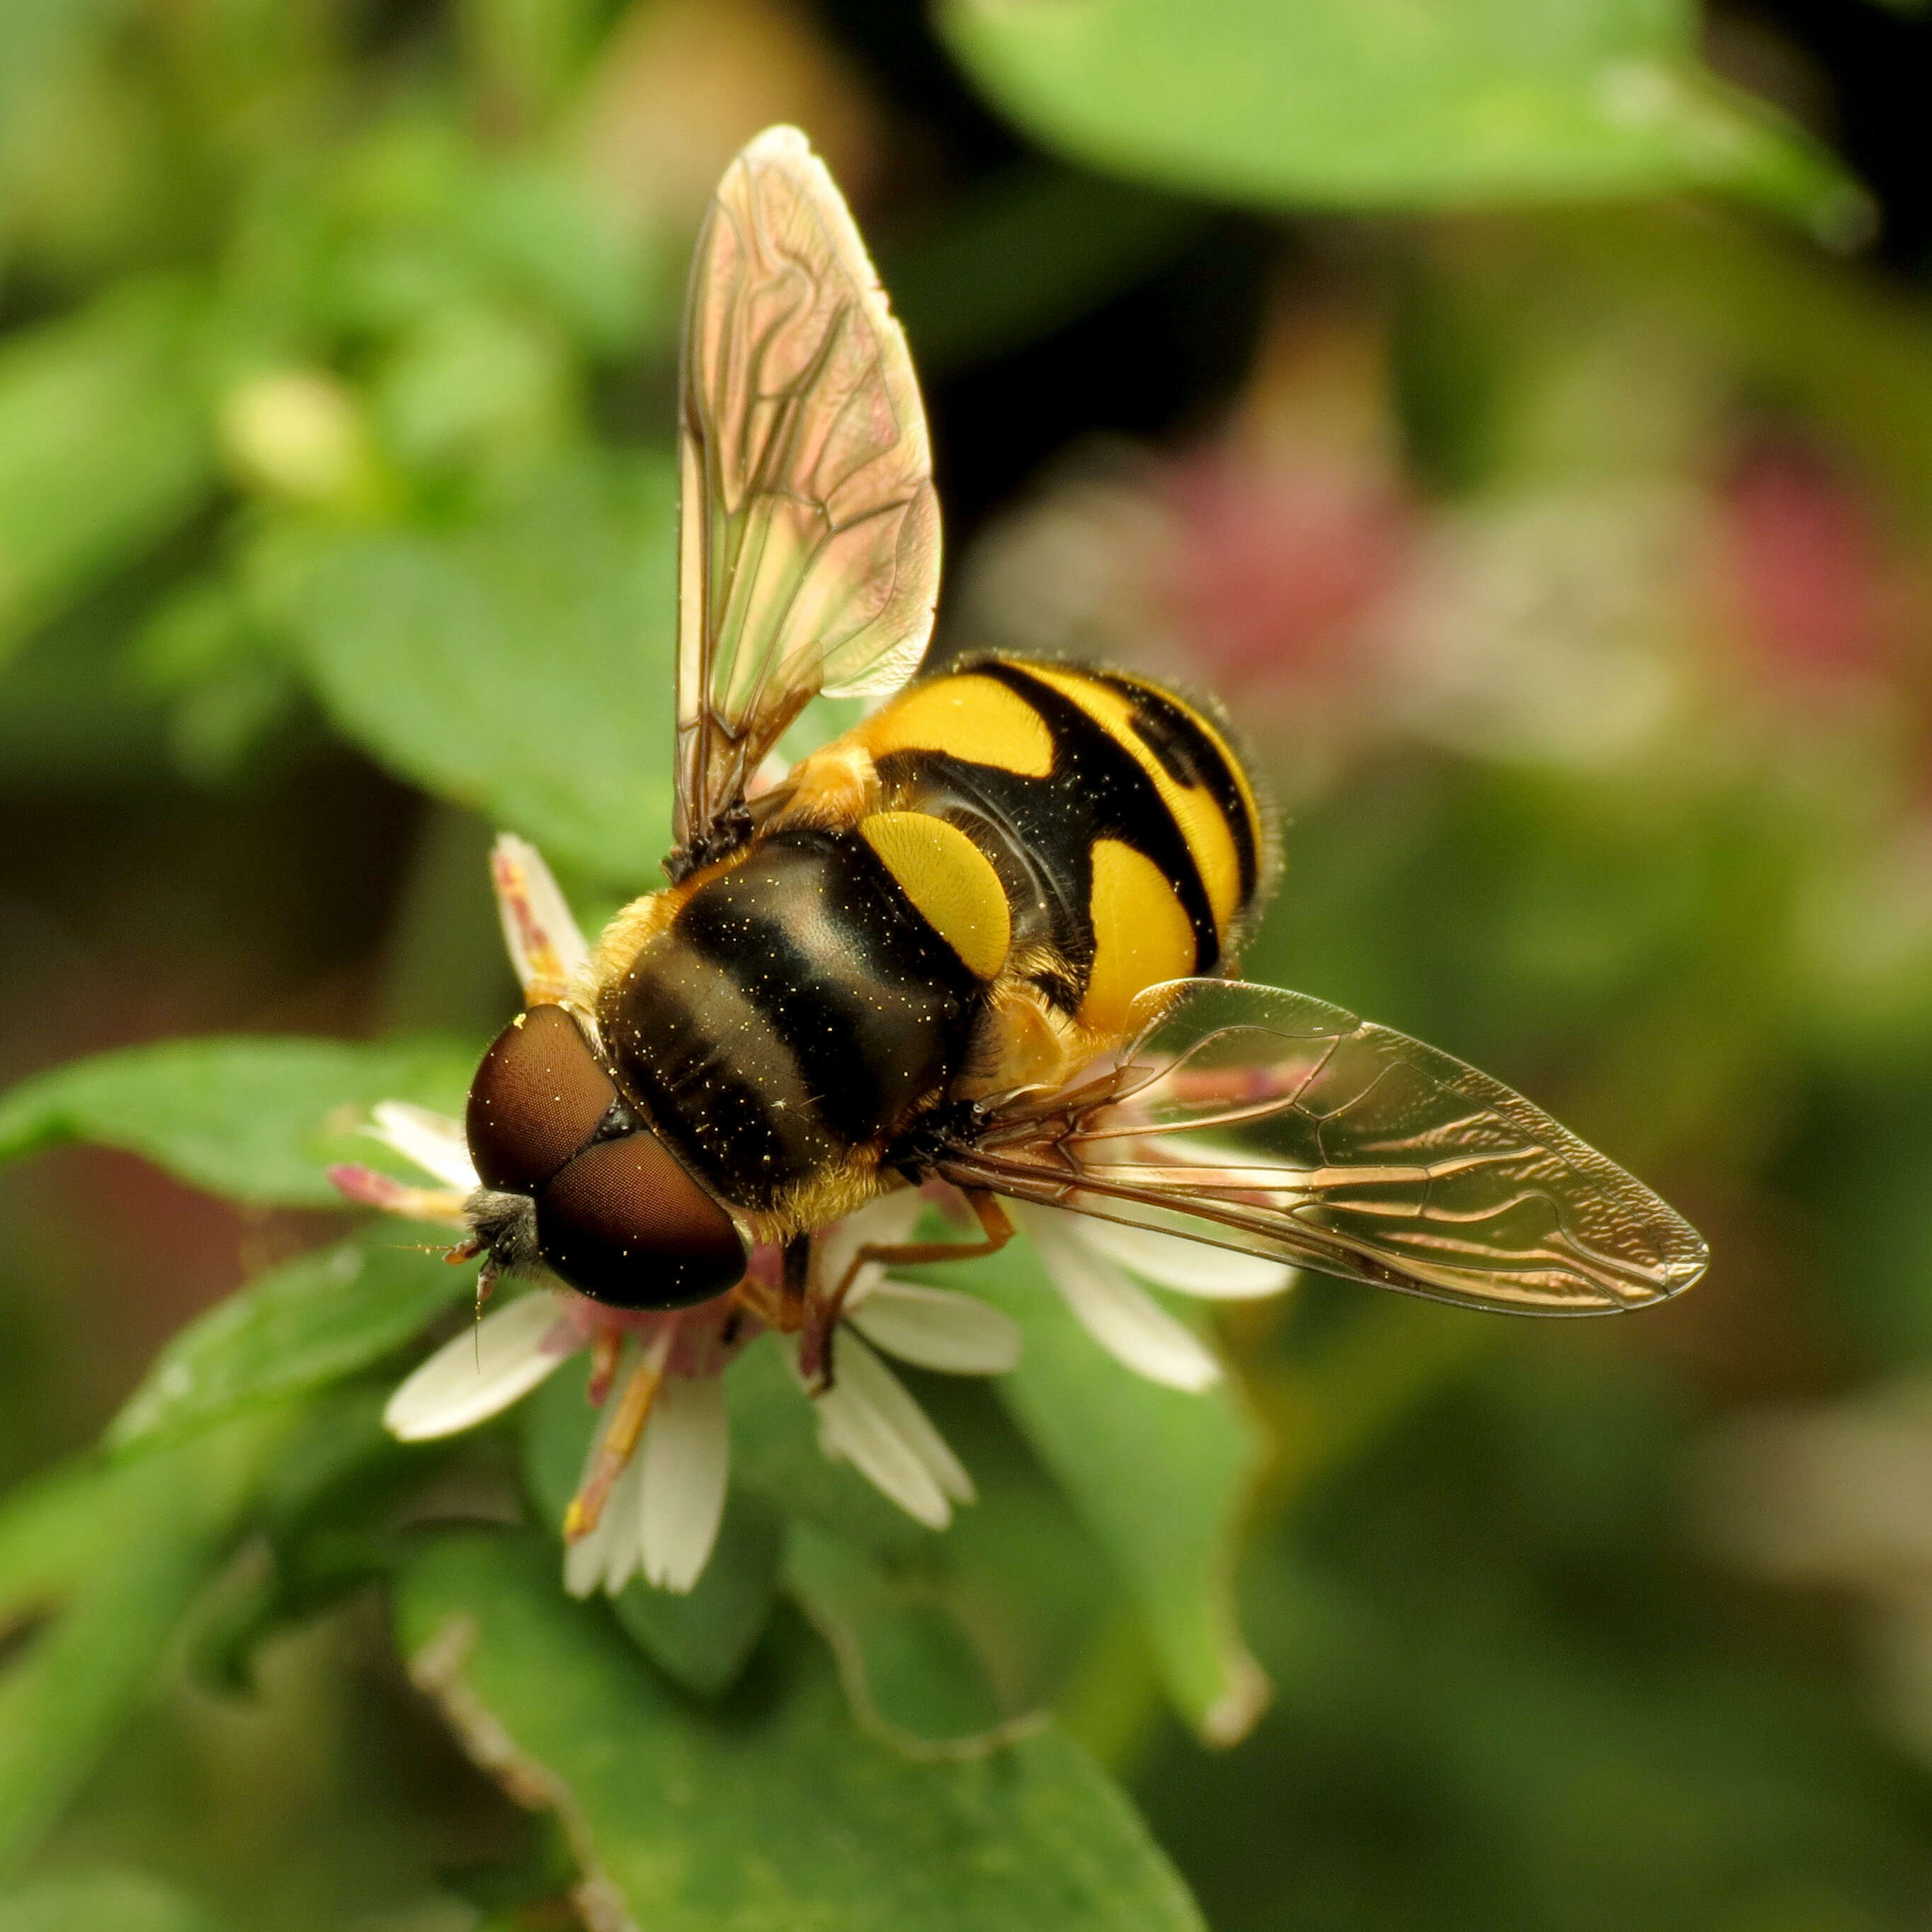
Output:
535 1132 748 1309
467 1005 616 1195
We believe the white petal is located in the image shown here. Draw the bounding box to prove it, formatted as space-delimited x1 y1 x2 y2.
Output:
1023 1208 1222 1392
640 1373 731 1592
1072 1213 1292 1299
817 1188 927 1309
383 1292 571 1440
596 1442 648 1593
491 832 589 991
562 1368 642 1596
564 1520 609 1598
850 1281 1021 1375
368 1101 479 1191
808 1330 973 1528
328 1162 467 1226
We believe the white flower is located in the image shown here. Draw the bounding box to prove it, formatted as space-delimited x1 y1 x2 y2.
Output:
1014 1200 1292 1394
780 1188 1009 1528
559 1329 734 1597
382 1288 576 1440
805 1325 975 1530
337 1101 1021 1598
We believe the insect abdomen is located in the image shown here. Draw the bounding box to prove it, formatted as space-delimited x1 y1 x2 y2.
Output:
854 658 1268 1036
598 829 983 1212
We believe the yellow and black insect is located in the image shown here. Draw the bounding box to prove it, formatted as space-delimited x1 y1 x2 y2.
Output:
462 125 1707 1373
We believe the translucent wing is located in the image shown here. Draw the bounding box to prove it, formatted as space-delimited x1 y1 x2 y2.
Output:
674 125 940 858
941 979 1709 1315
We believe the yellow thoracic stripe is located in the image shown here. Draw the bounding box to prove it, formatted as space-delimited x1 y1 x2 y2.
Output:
856 674 1055 778
1020 665 1246 934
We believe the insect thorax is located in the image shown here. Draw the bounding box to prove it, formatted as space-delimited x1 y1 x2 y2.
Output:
596 828 984 1215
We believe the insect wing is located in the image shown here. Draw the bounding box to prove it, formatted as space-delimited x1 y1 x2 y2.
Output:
945 979 1710 1315
674 125 940 851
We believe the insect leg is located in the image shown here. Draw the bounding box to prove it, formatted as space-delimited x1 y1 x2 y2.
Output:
718 1237 807 1337
780 1233 812 1326
800 1192 1015 1392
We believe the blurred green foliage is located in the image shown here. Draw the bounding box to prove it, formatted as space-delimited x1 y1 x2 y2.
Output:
940 0 1864 234
3 1 1932 1929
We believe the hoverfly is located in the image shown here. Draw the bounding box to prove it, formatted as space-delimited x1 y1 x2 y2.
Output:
460 125 1708 1405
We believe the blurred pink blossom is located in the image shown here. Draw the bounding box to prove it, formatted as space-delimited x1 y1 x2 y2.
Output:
1152 446 1410 691
1715 443 1909 689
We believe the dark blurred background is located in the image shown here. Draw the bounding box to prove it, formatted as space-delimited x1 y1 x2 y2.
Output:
6 1 1932 1927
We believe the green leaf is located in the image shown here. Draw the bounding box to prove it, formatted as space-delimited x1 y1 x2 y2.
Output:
374 304 578 477
724 1336 934 1561
783 1520 1016 1757
0 1537 210 1873
108 1239 473 1450
0 1870 215 1932
0 278 212 661
0 1033 475 1208
911 1239 1269 1746
396 1528 1206 1932
0 1462 130 1620
130 573 309 787
0 1411 298 1874
188 1385 451 1693
940 0 1868 239
1465 205 1932 516
0 0 135 110
273 453 678 887
609 1501 784 1700
441 1810 581 1927
454 159 661 356
899 1382 1121 1723
523 1363 784 1697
